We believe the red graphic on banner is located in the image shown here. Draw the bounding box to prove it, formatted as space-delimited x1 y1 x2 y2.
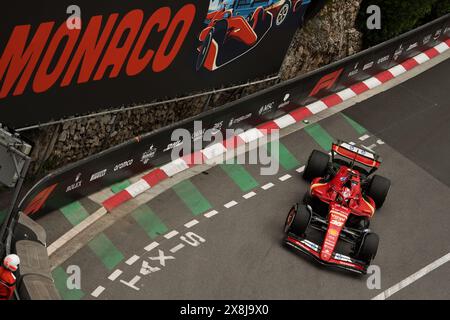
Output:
22 183 58 216
309 68 343 97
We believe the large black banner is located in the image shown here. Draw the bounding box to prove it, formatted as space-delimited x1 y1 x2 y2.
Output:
0 0 322 129
18 14 450 217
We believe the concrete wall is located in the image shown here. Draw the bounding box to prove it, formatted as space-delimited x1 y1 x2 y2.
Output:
23 0 363 178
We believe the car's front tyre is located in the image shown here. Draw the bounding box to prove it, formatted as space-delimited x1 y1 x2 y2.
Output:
284 205 311 236
356 232 379 264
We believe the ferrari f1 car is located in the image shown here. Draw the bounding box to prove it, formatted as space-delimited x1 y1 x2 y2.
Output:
196 0 314 71
283 141 391 274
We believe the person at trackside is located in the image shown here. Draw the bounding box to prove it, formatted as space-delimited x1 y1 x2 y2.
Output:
0 254 20 300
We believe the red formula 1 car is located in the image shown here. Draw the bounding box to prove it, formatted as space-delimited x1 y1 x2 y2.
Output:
283 141 391 274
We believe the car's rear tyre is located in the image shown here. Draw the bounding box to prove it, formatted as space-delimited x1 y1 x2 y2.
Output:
366 175 391 208
356 232 379 263
303 150 329 181
284 205 311 236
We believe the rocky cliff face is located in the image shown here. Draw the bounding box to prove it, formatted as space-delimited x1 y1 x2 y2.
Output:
280 0 363 79
24 0 363 177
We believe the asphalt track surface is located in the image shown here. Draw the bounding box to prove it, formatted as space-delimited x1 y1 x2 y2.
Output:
43 58 450 300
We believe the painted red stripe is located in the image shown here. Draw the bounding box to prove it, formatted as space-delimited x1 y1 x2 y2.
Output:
103 190 132 212
289 107 312 122
223 135 246 149
257 121 280 134
424 47 439 59
401 58 419 70
182 151 204 167
142 168 168 187
375 70 395 83
445 38 450 46
349 82 369 95
321 94 343 108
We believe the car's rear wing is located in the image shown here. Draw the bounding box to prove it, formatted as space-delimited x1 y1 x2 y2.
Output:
332 141 381 172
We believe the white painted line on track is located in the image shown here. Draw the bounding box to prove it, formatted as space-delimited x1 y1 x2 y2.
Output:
108 269 123 281
144 241 159 252
372 253 450 300
296 166 305 173
170 244 185 254
224 201 238 209
262 183 275 190
359 134 370 141
204 210 219 218
47 207 108 256
243 191 257 199
279 174 292 182
377 139 385 145
164 231 179 239
184 220 200 229
125 255 140 266
91 286 106 298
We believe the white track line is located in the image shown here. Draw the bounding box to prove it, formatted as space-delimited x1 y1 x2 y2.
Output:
204 210 219 218
296 166 305 173
91 286 106 298
372 253 450 300
108 269 123 281
144 241 159 252
164 231 179 239
184 220 200 229
125 255 140 266
224 201 238 209
47 207 107 256
262 183 275 190
279 174 292 182
243 191 257 199
359 134 370 141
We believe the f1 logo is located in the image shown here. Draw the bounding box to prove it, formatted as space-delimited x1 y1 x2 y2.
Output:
309 69 343 97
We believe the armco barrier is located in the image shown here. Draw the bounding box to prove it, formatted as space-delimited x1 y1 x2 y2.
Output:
18 14 450 217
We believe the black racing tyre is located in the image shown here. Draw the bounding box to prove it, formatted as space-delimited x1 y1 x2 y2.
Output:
356 232 379 263
303 150 329 181
284 205 311 236
366 175 391 208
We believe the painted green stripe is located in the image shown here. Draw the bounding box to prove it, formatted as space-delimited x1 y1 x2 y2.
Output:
60 201 89 226
111 180 132 194
173 180 212 216
267 141 300 170
304 123 335 151
132 204 168 239
341 114 367 135
88 233 124 270
220 163 259 192
52 266 84 300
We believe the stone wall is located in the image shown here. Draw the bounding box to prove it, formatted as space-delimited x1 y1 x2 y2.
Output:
23 0 363 178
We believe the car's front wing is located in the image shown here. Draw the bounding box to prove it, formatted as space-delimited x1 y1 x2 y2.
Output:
285 234 368 274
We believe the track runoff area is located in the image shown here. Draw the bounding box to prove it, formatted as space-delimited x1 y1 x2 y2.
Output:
38 43 450 300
